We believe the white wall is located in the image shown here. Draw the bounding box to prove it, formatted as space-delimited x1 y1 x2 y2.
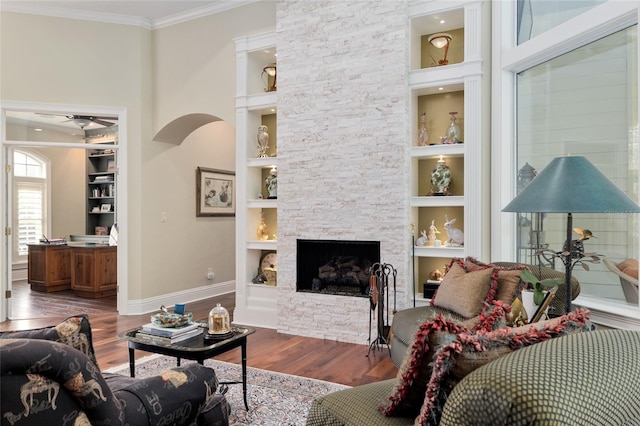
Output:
1 12 149 307
142 2 276 300
1 3 277 312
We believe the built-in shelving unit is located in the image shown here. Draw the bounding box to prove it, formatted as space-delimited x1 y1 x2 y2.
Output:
234 32 279 328
86 143 116 235
409 1 490 306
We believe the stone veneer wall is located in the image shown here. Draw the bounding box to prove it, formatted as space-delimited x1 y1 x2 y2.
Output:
275 1 411 344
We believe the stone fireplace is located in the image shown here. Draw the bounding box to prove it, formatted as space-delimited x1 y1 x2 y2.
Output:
274 1 410 344
296 239 380 297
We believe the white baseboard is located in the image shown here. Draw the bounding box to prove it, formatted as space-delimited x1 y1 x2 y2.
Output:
125 280 235 315
12 265 27 281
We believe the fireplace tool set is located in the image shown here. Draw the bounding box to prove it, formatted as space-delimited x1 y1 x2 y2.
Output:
367 262 397 357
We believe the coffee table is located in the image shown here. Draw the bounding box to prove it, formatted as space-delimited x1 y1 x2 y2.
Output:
118 324 255 410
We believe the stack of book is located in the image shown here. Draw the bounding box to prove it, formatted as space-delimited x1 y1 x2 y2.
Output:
136 322 202 343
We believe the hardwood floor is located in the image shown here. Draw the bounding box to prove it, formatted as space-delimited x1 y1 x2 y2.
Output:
1 281 398 387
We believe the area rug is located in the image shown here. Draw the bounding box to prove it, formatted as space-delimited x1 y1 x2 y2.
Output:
104 354 349 425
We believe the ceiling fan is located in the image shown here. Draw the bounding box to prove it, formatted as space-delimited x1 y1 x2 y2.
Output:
64 115 117 129
31 112 118 129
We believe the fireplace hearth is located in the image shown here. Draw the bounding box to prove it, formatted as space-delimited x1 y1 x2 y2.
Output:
297 239 380 297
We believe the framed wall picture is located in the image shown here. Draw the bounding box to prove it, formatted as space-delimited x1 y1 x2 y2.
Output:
196 167 236 217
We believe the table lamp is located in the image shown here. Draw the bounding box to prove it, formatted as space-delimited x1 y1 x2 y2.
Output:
502 155 640 313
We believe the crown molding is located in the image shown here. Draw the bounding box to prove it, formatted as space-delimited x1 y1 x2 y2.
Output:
0 3 153 29
0 1 258 30
153 1 258 29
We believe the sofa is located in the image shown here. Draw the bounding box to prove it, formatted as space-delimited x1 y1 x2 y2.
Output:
390 260 580 367
0 314 229 426
306 258 609 426
307 329 640 425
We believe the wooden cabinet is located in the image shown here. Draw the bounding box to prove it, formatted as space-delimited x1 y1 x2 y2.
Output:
70 246 117 298
27 244 71 292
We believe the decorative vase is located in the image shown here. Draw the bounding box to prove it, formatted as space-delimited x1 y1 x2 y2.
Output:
418 112 429 146
506 297 528 326
257 212 270 240
445 112 461 143
257 125 269 158
430 156 452 195
265 166 277 199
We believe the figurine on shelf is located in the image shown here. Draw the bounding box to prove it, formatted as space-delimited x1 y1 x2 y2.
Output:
252 268 266 284
415 230 428 246
428 155 452 196
444 215 464 247
257 125 269 158
445 112 462 144
257 212 270 241
418 112 429 146
427 220 441 246
265 166 277 199
429 268 443 281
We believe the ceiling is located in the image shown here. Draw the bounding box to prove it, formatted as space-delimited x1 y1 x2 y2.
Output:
0 0 255 29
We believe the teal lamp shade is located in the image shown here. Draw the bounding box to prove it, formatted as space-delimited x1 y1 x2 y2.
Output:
503 156 640 214
503 155 640 314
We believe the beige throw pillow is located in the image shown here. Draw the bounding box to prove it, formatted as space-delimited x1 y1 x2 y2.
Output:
431 262 494 318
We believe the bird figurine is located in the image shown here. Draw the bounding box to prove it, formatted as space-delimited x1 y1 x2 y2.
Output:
574 228 596 240
257 125 269 158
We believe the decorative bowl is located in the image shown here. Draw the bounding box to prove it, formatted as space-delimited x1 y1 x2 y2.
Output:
151 311 193 328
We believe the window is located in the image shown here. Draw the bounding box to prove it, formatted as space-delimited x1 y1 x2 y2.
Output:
12 150 48 261
515 26 638 305
517 0 605 44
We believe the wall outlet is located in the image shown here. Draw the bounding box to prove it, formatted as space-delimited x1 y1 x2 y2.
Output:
207 268 215 280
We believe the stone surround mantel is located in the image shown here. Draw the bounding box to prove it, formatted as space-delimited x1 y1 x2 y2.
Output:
275 1 411 344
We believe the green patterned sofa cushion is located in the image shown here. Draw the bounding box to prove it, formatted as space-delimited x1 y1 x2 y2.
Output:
306 379 413 426
414 309 592 425
440 329 640 425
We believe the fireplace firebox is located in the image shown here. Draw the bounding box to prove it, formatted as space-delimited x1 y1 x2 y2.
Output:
296 239 380 297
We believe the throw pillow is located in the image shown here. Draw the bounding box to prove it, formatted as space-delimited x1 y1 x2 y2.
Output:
0 314 99 368
378 302 509 419
378 314 466 418
414 308 592 426
430 261 496 318
463 257 527 305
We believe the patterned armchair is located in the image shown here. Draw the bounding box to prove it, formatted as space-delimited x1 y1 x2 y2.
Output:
0 315 229 426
